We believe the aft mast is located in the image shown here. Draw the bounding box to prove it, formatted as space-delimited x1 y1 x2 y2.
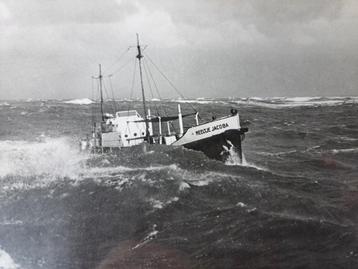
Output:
136 34 150 141
98 64 105 122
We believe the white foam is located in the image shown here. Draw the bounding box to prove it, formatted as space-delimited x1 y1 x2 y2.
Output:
64 98 94 105
132 224 158 249
224 142 267 170
241 156 266 171
149 199 164 209
174 99 218 105
339 136 358 142
0 249 20 269
82 164 179 178
179 181 190 191
331 148 358 154
0 220 23 226
224 141 242 166
285 97 320 102
236 202 247 208
0 137 88 179
172 164 241 187
148 197 179 210
236 96 358 108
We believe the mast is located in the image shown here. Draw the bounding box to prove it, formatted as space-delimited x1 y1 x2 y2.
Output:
98 64 105 122
136 33 149 140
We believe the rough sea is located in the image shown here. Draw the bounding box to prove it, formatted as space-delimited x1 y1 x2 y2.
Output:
0 96 357 269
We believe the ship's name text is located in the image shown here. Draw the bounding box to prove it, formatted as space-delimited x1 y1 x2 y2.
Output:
195 123 229 135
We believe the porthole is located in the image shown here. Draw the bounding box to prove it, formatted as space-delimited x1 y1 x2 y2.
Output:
124 134 128 138
134 133 137 136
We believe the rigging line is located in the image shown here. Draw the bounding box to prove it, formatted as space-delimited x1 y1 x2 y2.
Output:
143 58 177 133
143 58 170 117
142 58 160 116
102 79 116 115
143 58 175 131
142 59 155 99
91 77 96 125
108 75 118 112
107 47 132 73
143 58 163 100
144 53 198 113
127 58 137 112
96 77 101 122
109 57 133 76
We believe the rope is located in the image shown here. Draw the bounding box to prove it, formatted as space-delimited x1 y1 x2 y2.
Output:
108 75 118 112
107 47 131 73
102 79 116 115
91 77 96 125
109 57 134 76
142 59 160 116
144 53 198 114
127 58 137 112
96 78 101 122
143 59 168 115
143 58 177 133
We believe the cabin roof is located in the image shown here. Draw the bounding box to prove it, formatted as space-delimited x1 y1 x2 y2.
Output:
116 110 140 118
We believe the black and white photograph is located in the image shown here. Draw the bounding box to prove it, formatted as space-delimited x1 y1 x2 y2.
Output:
0 0 357 268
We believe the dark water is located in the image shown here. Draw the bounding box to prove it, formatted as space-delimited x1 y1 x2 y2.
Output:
0 97 357 269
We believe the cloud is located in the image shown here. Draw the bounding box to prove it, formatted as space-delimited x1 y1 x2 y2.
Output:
132 0 354 48
0 1 11 21
0 0 357 99
3 0 137 25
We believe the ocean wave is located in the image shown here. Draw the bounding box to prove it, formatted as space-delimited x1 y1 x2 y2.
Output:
284 97 322 102
255 150 298 157
64 98 94 105
173 98 224 105
0 248 20 269
132 224 159 249
331 148 358 154
224 143 267 170
234 96 358 108
169 96 358 108
148 197 179 210
0 138 240 193
0 137 88 179
82 164 179 177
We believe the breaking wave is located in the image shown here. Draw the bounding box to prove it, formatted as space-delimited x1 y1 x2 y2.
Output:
331 147 358 154
173 98 224 105
168 96 358 108
64 98 94 105
224 140 266 171
0 248 20 269
235 96 358 108
0 137 88 179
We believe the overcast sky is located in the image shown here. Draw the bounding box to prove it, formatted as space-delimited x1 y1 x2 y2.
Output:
0 0 357 100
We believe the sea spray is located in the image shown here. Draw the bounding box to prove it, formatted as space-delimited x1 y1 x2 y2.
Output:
0 137 88 178
0 248 20 269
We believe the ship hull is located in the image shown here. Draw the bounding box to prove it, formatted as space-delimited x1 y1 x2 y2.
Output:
181 129 246 162
170 113 247 162
83 112 248 163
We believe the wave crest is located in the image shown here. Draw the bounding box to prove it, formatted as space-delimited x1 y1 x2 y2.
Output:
0 137 88 178
64 98 94 105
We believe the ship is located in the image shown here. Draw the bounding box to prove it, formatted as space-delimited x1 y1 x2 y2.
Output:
82 34 248 163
